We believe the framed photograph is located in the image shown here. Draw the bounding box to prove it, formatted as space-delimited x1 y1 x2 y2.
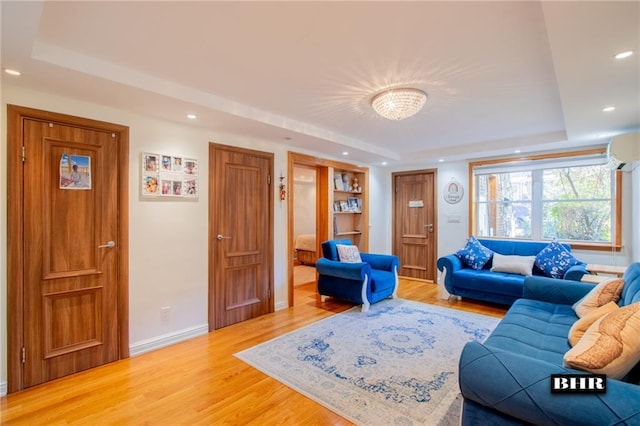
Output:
348 197 361 212
339 200 349 212
334 173 344 190
333 201 341 212
142 152 198 199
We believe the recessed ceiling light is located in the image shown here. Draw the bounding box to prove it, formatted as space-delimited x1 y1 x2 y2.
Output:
4 68 21 76
438 159 444 163
615 50 634 59
602 106 616 112
342 151 349 156
514 149 521 154
381 161 388 166
187 114 197 119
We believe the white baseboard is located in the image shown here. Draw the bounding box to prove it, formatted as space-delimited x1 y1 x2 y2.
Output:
129 324 209 357
1 381 7 397
274 300 288 311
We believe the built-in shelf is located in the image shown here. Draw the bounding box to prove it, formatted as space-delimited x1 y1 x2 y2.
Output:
330 166 367 250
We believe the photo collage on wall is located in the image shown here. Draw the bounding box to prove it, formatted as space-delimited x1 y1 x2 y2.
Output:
142 152 198 199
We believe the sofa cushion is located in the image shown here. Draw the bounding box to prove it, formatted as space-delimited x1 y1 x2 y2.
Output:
535 240 582 279
572 277 625 317
484 298 575 364
454 269 525 300
455 236 494 270
568 301 618 346
369 269 396 294
490 254 535 275
336 244 362 263
564 302 640 379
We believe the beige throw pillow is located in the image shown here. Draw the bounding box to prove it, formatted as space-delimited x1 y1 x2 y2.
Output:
568 301 618 346
564 302 640 379
490 253 536 275
572 277 625 318
336 244 362 263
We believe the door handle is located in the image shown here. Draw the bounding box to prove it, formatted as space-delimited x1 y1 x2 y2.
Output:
217 234 232 241
424 224 434 233
98 240 116 248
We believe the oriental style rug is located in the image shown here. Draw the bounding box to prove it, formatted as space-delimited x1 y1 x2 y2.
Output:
235 299 499 426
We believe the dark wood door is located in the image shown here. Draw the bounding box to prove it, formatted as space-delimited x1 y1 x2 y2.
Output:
209 144 273 330
392 171 437 281
22 119 120 388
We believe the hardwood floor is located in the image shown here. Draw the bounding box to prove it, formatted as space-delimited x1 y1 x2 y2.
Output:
0 279 507 425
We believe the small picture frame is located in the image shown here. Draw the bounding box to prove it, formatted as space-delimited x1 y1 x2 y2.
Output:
348 197 361 212
333 201 341 212
339 200 349 212
334 173 344 190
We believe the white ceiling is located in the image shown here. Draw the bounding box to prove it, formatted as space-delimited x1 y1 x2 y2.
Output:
2 1 638 167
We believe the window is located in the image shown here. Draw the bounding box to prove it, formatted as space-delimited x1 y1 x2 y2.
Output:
471 149 621 250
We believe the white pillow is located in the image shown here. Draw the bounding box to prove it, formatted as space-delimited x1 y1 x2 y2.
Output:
490 253 536 275
336 244 362 263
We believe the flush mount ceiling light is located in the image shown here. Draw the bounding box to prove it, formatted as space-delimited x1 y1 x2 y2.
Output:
371 88 427 120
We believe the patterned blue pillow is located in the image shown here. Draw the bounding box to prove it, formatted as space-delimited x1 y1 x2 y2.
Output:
455 236 494 270
535 240 581 279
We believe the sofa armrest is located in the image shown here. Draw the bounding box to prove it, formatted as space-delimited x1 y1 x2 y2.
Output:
459 342 640 425
316 258 371 281
360 253 399 272
523 275 592 305
437 254 465 295
563 263 589 281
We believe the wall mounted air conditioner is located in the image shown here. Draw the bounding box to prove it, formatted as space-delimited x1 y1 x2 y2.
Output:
607 132 640 171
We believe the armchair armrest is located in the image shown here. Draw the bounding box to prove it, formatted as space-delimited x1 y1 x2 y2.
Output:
316 258 371 281
460 342 640 425
563 263 589 281
523 275 592 305
360 253 399 272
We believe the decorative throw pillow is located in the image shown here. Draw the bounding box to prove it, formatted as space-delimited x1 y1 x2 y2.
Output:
568 301 618 346
572 277 625 318
336 244 362 263
490 253 536 275
455 236 493 270
564 302 640 380
534 240 582 279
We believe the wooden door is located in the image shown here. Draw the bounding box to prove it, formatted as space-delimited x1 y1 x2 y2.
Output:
20 118 121 388
392 171 437 281
209 144 273 330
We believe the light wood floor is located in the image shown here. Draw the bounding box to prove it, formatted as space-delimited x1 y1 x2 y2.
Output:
0 279 507 425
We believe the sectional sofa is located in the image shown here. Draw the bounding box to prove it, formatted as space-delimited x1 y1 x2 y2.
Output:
457 262 640 425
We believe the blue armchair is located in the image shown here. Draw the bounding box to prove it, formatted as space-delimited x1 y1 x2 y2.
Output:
315 239 399 312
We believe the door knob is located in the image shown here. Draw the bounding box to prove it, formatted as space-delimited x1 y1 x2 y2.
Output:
424 224 434 233
217 234 232 240
98 240 116 248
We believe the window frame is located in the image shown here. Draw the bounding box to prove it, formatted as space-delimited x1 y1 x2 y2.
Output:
468 148 622 252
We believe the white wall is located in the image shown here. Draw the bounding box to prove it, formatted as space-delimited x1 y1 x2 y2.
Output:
632 164 640 262
293 170 316 238
368 166 392 254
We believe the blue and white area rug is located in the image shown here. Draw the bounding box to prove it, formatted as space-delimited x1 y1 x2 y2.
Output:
235 299 500 425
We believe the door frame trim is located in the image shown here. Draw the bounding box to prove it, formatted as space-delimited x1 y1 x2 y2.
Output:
7 105 130 393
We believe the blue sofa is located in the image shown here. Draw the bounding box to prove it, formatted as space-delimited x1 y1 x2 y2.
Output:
316 239 399 312
437 239 588 306
458 262 640 425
